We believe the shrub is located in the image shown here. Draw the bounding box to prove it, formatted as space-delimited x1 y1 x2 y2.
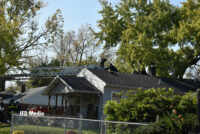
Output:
134 122 164 134
134 113 198 134
104 88 197 123
181 113 198 134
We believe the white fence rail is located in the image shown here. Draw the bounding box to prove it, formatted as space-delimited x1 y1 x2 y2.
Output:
11 114 147 134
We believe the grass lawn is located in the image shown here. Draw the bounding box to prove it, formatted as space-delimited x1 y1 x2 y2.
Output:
0 123 11 134
0 123 100 134
12 125 100 134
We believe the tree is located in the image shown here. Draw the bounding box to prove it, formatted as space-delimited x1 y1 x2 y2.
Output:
104 88 197 123
96 0 200 79
0 0 64 91
52 24 99 66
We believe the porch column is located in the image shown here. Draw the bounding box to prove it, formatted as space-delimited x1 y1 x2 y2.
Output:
61 94 64 115
98 94 103 120
48 95 51 114
74 94 77 115
80 94 82 116
64 94 67 115
55 95 58 111
64 94 66 115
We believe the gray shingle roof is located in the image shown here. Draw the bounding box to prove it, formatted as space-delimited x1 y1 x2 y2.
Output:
16 86 62 106
88 68 196 93
59 76 101 93
3 87 62 106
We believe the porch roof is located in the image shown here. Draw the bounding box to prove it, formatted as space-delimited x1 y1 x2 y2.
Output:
43 75 101 95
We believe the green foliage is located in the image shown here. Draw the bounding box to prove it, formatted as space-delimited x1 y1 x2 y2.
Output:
0 0 64 78
134 122 165 134
104 88 197 123
177 92 197 114
0 123 11 134
181 113 198 134
134 113 198 134
107 123 134 134
96 0 200 79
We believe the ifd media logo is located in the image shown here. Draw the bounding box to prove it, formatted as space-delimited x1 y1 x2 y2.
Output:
20 111 44 116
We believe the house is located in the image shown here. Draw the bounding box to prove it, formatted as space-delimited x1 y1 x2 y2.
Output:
43 66 197 119
15 86 62 107
1 86 65 121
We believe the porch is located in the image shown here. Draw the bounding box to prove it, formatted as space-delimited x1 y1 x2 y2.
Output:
43 75 102 119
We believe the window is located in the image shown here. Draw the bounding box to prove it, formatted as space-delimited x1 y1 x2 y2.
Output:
111 92 122 102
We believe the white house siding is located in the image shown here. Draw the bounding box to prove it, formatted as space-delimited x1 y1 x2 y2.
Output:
103 87 126 105
102 86 135 116
51 82 70 94
77 68 106 93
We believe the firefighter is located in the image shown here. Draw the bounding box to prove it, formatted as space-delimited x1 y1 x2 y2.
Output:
8 99 17 122
15 101 21 113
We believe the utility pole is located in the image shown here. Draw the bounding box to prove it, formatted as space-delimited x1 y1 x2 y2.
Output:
196 77 200 132
197 88 200 126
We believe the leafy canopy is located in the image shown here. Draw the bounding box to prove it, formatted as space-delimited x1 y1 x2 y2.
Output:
0 0 64 76
96 0 200 79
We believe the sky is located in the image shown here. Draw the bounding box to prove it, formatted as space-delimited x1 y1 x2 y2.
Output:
38 0 186 32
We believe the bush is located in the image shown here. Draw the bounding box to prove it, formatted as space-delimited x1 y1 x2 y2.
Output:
104 88 197 123
106 123 134 134
134 122 164 134
181 113 198 134
134 113 198 134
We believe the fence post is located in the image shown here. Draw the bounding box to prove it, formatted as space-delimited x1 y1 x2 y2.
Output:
36 116 39 134
11 114 14 133
100 116 103 134
64 118 66 134
105 122 107 134
78 114 83 134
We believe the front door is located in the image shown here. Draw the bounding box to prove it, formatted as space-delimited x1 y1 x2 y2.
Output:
87 104 97 119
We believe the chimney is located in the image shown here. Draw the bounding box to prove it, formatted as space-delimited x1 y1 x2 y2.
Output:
149 63 156 76
21 84 25 93
99 58 107 69
141 68 147 75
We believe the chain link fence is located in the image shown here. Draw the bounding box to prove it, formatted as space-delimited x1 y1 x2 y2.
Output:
11 114 147 134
